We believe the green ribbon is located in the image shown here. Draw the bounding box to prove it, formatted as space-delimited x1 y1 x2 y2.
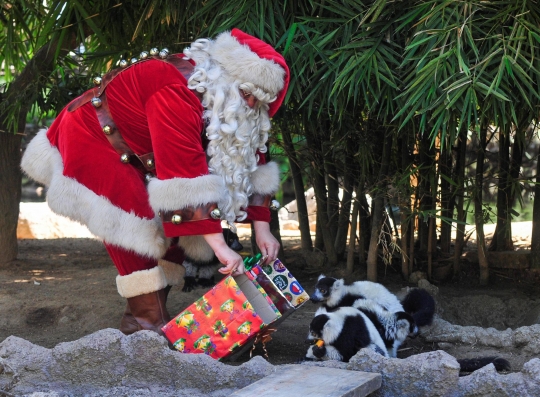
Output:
243 253 263 271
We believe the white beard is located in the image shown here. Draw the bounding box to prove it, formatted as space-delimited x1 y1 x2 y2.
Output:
184 39 273 231
203 82 271 231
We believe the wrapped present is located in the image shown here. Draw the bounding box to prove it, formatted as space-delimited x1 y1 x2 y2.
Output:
162 274 281 360
247 256 310 308
245 261 294 315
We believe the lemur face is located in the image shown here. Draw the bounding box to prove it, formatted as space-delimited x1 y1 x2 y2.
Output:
310 276 337 303
306 313 330 343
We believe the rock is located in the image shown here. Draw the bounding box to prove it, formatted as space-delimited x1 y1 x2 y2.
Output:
418 279 439 297
0 329 271 396
408 271 427 284
347 349 460 397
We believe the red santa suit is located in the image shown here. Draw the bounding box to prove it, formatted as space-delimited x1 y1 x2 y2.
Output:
21 29 289 301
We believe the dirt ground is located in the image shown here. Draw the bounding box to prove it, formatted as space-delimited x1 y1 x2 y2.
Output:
1 233 539 371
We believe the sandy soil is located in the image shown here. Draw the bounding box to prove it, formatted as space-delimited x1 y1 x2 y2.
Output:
1 229 539 370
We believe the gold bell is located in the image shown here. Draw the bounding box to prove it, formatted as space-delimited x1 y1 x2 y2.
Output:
93 76 102 86
146 158 154 168
119 59 128 68
210 208 222 220
270 200 281 211
120 153 131 163
140 51 149 60
130 57 138 64
150 48 159 56
171 214 182 224
102 125 112 135
91 97 102 108
159 48 169 59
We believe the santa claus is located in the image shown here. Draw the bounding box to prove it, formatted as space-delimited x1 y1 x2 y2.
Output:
21 28 289 335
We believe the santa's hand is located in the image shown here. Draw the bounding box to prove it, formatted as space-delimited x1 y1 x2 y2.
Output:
216 249 245 276
203 233 245 275
253 220 280 264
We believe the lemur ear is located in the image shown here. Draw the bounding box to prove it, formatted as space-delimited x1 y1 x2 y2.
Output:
334 279 344 288
318 274 325 281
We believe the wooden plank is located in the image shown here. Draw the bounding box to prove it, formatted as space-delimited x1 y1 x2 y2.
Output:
231 365 382 397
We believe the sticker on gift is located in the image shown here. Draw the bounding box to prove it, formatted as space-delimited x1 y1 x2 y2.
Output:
212 320 229 337
290 281 304 295
273 260 287 273
173 338 190 353
237 321 253 336
272 274 289 290
296 295 309 305
175 310 199 334
284 292 293 302
194 334 216 355
262 264 273 275
195 296 213 316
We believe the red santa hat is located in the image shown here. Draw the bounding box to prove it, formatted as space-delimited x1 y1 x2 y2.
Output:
210 28 289 117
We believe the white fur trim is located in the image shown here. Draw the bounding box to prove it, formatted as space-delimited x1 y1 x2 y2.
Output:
178 235 215 263
250 161 280 195
116 266 168 298
21 129 62 186
210 32 285 97
147 174 225 212
158 259 185 287
21 130 167 259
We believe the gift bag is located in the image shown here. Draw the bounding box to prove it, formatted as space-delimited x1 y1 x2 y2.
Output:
246 255 310 309
162 274 281 360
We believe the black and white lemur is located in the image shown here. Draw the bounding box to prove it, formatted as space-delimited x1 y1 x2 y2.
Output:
307 275 511 374
305 306 390 362
308 275 431 358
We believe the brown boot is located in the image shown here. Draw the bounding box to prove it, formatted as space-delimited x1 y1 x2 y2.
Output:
120 288 171 335
120 286 172 335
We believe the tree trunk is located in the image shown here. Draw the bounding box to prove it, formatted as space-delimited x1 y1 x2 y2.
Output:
312 164 338 266
357 191 370 268
417 133 436 254
531 142 540 269
324 142 340 243
282 127 312 251
0 34 81 264
366 133 393 281
427 216 434 280
335 164 354 258
346 190 360 276
474 125 489 285
439 139 454 254
453 128 468 275
490 128 514 251
398 137 412 279
0 131 22 264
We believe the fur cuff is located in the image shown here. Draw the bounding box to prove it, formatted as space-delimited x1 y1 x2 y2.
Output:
21 129 62 186
147 174 225 212
158 259 185 287
178 235 215 264
116 267 168 298
251 161 280 195
211 32 285 97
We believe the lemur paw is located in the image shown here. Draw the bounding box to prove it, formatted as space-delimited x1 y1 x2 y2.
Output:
197 276 215 288
182 276 198 292
312 345 327 359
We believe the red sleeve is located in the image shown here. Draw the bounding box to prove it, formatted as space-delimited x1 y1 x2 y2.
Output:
145 83 222 236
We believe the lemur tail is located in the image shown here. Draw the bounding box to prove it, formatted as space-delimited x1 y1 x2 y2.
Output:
457 357 511 375
401 288 436 327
